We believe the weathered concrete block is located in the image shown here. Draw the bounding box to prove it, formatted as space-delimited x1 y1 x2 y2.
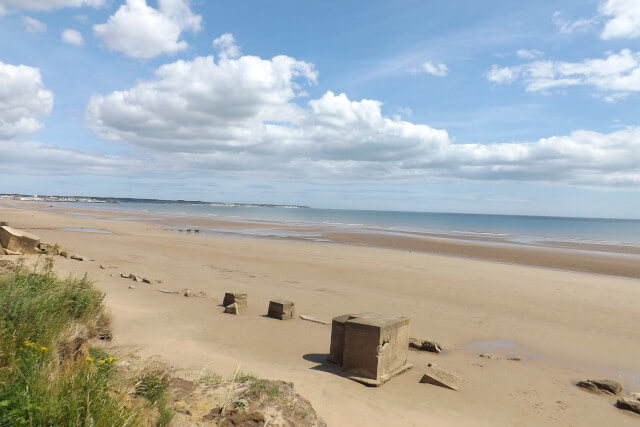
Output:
328 313 378 364
340 314 411 385
420 363 462 391
224 303 239 315
223 292 247 308
0 226 40 254
267 299 295 320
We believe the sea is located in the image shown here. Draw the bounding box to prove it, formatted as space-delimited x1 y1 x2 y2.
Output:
56 201 640 248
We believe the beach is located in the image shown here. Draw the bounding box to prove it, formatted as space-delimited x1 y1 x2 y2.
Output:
2 201 640 426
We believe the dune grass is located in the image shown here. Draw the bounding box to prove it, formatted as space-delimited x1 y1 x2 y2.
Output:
0 261 143 426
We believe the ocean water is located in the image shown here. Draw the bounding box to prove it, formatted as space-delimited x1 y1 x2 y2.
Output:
57 201 640 247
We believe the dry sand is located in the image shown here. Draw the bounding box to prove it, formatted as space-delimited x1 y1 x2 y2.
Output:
2 202 640 426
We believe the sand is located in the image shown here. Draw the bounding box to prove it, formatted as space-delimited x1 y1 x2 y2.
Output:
2 202 640 426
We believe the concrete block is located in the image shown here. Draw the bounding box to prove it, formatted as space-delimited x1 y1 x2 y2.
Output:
328 313 378 364
420 363 462 391
224 303 239 315
340 314 411 386
223 292 247 308
0 226 40 254
267 299 295 320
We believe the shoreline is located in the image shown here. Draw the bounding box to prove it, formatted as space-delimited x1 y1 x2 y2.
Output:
2 202 640 426
10 200 640 279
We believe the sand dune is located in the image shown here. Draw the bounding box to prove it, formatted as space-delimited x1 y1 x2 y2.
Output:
1 202 640 426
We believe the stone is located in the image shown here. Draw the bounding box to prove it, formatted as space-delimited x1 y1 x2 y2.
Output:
70 255 83 261
3 248 21 255
420 363 462 391
479 353 499 359
576 379 622 395
142 277 152 284
267 299 295 320
0 226 40 254
409 337 443 353
224 303 239 315
0 221 8 226
507 356 522 361
183 289 191 297
332 313 411 386
616 397 640 414
60 251 69 258
223 292 247 308
38 243 59 255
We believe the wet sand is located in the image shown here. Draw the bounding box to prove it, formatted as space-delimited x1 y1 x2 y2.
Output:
2 202 640 426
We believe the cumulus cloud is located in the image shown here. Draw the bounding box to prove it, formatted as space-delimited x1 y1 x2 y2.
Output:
212 33 241 60
93 0 201 59
22 16 46 32
0 61 53 139
487 49 640 97
516 49 543 60
0 0 102 14
600 0 640 39
84 42 640 186
61 29 84 46
413 61 449 77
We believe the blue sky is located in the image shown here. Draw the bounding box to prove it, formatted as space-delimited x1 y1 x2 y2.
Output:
0 0 639 217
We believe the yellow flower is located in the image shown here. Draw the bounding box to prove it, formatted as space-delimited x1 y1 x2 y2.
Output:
107 357 117 364
39 347 48 352
98 360 105 365
24 340 35 348
86 357 94 362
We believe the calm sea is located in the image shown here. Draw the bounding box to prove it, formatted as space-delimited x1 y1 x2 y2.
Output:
59 201 640 247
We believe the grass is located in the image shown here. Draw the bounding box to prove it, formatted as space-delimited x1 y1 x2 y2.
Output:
0 260 150 426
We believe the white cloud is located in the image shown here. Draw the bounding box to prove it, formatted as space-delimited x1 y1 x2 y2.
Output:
0 61 53 139
414 61 449 77
84 45 640 186
486 64 520 84
516 49 543 60
487 49 640 97
552 11 599 34
600 0 640 39
0 0 102 14
61 29 84 46
93 0 201 59
22 16 46 32
0 140 142 175
213 33 241 60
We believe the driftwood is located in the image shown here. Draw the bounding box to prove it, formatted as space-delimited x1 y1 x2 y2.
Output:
299 315 329 325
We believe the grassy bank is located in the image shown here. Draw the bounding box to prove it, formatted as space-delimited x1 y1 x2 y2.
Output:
0 261 153 426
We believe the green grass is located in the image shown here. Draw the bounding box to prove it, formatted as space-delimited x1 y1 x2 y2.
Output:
0 263 142 426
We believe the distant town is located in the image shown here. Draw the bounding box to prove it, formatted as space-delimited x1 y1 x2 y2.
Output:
0 194 309 209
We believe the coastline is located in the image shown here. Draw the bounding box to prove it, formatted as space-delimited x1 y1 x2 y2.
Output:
2 202 640 426
10 200 640 279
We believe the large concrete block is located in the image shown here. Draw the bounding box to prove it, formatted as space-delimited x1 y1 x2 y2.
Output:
328 313 378 364
0 226 40 254
336 313 411 386
267 299 295 320
223 292 247 308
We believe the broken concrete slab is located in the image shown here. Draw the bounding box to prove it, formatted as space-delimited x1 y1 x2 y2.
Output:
340 314 411 386
420 363 462 391
576 379 622 395
223 292 247 308
409 337 443 353
267 299 295 320
0 226 40 254
224 303 239 315
616 396 640 414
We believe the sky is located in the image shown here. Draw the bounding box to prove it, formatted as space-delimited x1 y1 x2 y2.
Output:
0 0 639 218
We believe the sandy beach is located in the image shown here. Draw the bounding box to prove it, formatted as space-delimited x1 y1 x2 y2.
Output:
2 201 640 426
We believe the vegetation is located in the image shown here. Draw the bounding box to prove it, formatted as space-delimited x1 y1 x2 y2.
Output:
0 261 160 426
